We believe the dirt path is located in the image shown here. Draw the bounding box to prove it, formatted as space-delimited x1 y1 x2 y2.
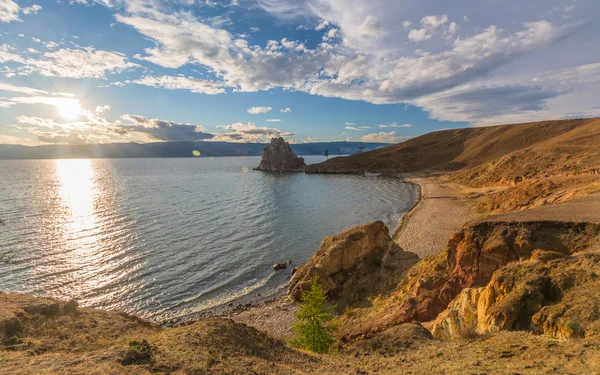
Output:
393 176 476 258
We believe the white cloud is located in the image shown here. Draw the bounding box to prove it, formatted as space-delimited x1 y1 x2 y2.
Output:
265 118 281 122
2 95 81 110
22 4 42 15
214 122 294 142
15 0 599 128
0 0 20 23
408 28 430 42
0 82 48 95
315 19 329 31
358 15 385 37
360 131 408 143
129 75 225 94
0 46 139 78
376 123 413 128
247 106 272 114
280 107 291 112
420 14 448 29
95 105 111 114
408 14 449 41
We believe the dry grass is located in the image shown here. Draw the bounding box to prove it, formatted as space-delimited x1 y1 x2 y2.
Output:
2 293 600 374
306 118 596 174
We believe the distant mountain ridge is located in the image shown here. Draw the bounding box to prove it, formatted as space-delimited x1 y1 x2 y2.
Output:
0 141 390 160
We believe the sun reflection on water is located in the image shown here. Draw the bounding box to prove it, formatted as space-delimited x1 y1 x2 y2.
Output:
57 159 97 229
55 159 101 269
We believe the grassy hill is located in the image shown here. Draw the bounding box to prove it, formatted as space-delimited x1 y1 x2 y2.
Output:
306 118 598 174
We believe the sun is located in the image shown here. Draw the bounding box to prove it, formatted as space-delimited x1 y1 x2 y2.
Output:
57 100 82 121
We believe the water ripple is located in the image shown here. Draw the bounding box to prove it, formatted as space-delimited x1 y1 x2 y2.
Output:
0 157 417 321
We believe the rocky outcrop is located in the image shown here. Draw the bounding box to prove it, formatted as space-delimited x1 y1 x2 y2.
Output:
256 137 306 172
0 293 80 340
432 251 600 340
288 221 419 311
336 220 600 338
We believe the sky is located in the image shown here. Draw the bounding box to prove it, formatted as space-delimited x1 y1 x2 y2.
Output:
0 0 599 145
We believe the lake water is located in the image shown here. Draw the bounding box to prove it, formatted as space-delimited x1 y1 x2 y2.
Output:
0 157 417 321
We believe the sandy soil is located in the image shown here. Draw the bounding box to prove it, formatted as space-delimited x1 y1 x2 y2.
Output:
393 176 477 258
231 296 298 340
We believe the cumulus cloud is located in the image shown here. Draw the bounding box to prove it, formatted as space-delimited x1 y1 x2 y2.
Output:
129 75 226 94
0 0 20 23
280 107 291 113
7 0 600 128
0 46 139 78
21 4 42 15
360 131 408 143
120 114 214 141
214 122 294 142
247 106 272 114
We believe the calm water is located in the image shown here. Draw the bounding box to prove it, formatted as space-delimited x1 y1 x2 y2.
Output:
0 157 417 321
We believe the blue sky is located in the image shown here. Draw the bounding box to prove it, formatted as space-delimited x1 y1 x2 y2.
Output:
0 0 599 145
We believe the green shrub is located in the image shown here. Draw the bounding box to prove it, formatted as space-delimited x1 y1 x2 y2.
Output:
122 339 153 365
290 276 336 354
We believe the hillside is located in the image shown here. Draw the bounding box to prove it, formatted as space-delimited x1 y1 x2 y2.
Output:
306 118 597 174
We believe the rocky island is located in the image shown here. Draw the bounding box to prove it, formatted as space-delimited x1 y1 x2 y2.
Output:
255 137 306 172
2 117 600 374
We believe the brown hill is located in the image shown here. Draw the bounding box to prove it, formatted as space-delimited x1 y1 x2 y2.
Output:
306 118 598 174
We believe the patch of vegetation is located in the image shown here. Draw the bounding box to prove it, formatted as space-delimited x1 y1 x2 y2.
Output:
290 276 336 354
122 339 153 365
2 336 20 346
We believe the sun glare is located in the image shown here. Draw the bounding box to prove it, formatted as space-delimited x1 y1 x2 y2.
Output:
57 100 82 120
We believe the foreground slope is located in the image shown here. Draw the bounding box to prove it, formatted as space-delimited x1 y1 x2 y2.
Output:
2 292 600 374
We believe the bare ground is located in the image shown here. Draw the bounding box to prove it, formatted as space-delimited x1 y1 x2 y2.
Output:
393 175 477 258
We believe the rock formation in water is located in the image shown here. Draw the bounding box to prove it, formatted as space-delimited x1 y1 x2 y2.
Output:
288 221 420 311
255 137 306 172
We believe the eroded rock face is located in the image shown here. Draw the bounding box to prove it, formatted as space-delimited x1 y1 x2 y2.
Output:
288 221 419 311
256 137 306 172
431 252 600 340
336 220 600 339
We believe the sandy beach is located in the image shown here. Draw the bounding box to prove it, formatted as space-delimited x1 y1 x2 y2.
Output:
393 176 476 258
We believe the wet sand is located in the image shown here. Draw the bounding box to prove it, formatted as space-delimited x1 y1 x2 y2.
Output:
393 176 476 258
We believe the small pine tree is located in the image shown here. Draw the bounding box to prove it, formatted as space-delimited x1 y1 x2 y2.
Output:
290 276 336 354
323 149 329 159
